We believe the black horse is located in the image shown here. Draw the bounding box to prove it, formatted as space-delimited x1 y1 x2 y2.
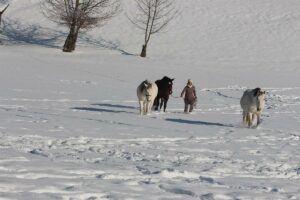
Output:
153 76 174 112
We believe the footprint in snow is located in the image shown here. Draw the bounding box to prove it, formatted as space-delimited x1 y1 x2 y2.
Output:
159 184 197 197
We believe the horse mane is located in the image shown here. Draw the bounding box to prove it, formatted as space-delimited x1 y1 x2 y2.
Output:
140 80 151 93
156 76 173 86
162 76 172 82
253 87 261 97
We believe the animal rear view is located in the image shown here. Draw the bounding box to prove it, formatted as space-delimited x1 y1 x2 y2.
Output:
137 80 158 115
240 88 266 128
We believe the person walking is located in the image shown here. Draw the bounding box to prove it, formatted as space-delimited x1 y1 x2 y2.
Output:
181 79 197 113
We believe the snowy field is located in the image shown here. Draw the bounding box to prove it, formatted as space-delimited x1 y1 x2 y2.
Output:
0 0 300 200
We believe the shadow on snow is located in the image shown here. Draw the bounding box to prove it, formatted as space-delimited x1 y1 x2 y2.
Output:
72 103 137 114
1 19 63 48
165 118 234 127
79 35 135 56
0 19 135 55
91 103 137 110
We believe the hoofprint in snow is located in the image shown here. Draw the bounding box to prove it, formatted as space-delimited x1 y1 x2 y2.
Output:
1 0 300 199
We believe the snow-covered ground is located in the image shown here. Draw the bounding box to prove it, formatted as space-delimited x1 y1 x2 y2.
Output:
0 0 300 199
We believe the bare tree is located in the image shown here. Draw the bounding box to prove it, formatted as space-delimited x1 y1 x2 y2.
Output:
42 0 120 52
127 0 178 57
0 4 9 26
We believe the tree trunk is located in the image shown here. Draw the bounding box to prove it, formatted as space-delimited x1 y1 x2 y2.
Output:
0 4 9 27
63 25 79 52
140 44 147 57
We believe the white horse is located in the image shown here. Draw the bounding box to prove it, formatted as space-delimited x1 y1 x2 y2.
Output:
137 80 158 115
240 87 266 127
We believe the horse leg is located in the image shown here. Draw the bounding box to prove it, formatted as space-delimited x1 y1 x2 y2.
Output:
143 101 148 114
157 98 161 110
247 113 252 128
256 113 261 126
146 101 152 115
153 97 158 111
163 99 168 112
160 98 164 111
139 101 143 115
144 101 148 115
150 100 155 113
242 111 247 123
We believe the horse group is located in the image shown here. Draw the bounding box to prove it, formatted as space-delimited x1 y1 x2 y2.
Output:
137 77 266 128
137 76 174 115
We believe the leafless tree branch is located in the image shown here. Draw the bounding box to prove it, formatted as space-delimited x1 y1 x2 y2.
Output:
41 0 120 52
0 3 9 26
127 0 178 57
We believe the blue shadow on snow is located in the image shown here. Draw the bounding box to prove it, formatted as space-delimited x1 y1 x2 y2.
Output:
1 19 135 55
72 103 137 114
166 118 234 127
91 103 137 110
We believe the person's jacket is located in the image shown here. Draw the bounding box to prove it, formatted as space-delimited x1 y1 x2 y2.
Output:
181 85 196 103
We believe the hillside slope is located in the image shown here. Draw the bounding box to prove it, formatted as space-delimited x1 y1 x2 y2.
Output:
0 1 299 200
2 0 300 61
